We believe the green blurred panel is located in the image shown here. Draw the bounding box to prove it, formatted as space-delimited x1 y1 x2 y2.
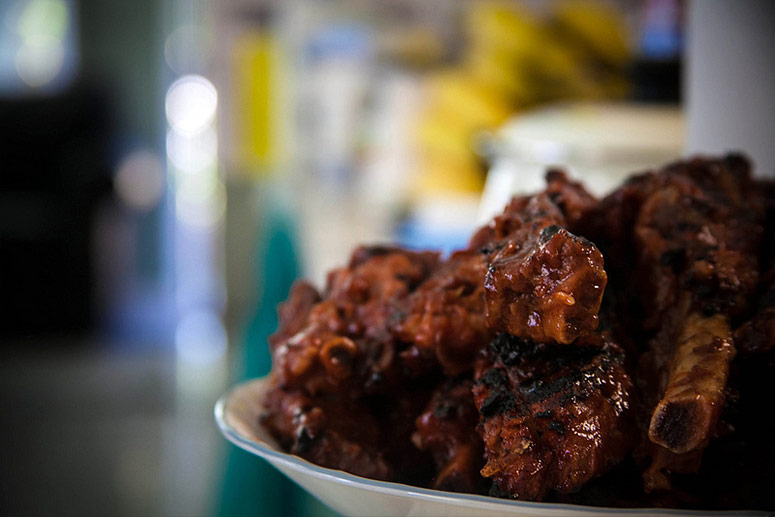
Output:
216 203 338 517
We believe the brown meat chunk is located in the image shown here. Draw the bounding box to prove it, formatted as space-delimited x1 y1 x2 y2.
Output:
468 192 565 252
261 382 393 480
271 246 439 396
593 155 766 493
485 225 606 344
473 333 635 501
544 169 599 232
268 280 321 352
413 379 486 493
393 250 492 376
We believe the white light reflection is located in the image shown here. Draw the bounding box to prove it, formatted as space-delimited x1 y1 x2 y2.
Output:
175 309 227 365
15 34 64 86
166 70 227 368
175 174 226 229
164 25 207 77
165 75 217 136
166 126 217 174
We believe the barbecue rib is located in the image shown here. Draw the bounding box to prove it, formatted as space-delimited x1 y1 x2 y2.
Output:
648 305 735 454
261 381 394 480
473 333 635 501
392 249 491 376
485 224 606 344
413 378 486 493
257 154 774 509
589 155 766 491
270 246 439 396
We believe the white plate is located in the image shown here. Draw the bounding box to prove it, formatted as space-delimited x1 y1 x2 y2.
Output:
215 377 759 517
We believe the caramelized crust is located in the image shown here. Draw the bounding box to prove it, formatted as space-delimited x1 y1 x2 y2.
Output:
257 155 774 509
473 333 635 501
413 379 485 493
271 246 439 396
261 381 393 480
393 250 491 376
485 225 606 344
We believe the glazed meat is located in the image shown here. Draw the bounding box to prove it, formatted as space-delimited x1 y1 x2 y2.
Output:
256 154 774 510
468 177 606 345
268 280 321 351
261 381 393 480
413 379 485 493
543 169 600 232
485 223 607 345
590 155 766 492
270 245 439 396
473 333 635 501
393 250 491 376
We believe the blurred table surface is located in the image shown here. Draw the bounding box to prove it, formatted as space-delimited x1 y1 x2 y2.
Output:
0 338 225 517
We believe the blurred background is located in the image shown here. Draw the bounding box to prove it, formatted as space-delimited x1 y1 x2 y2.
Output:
0 0 772 515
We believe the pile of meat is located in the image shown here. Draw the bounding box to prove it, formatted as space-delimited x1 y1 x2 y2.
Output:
260 155 775 510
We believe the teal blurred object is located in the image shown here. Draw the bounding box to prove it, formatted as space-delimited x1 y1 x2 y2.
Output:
216 198 339 517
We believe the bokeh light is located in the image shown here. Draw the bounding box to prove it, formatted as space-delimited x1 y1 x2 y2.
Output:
166 126 217 174
165 74 217 136
114 150 165 212
175 309 227 365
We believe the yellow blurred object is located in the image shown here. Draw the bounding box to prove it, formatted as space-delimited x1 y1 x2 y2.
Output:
427 71 514 130
415 113 477 164
232 31 281 175
464 46 532 105
410 0 633 197
527 36 594 100
466 3 541 60
413 155 484 197
552 1 632 68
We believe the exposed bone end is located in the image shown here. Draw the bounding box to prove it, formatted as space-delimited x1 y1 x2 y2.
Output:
647 311 735 454
648 396 715 453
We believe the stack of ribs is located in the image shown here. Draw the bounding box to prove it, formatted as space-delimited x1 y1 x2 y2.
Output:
259 155 774 509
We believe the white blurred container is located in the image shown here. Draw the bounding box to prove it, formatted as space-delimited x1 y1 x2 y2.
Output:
478 102 684 224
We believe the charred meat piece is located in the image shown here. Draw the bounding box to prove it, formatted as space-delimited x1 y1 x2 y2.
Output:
393 250 492 376
473 333 635 501
468 185 606 345
593 155 766 491
634 159 763 461
268 280 321 352
261 382 393 480
735 270 775 357
468 192 565 252
413 379 486 493
271 246 439 396
469 170 598 252
544 169 599 233
485 224 607 345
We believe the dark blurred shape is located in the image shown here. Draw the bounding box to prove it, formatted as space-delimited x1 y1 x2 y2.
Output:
631 59 681 102
0 85 112 338
631 0 683 102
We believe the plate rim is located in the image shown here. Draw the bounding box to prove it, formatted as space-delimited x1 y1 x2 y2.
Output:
215 377 763 516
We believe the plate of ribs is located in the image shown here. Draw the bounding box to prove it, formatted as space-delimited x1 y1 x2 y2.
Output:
215 154 775 516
